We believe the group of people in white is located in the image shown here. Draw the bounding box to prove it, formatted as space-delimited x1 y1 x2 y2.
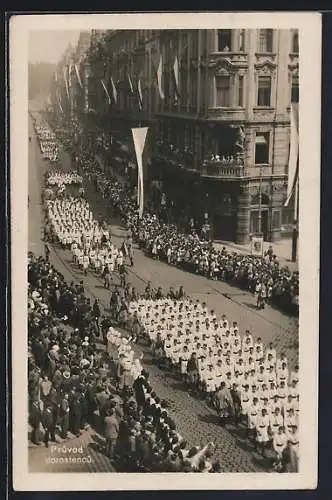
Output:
106 327 143 382
45 195 125 276
128 297 299 469
33 119 59 162
46 170 83 188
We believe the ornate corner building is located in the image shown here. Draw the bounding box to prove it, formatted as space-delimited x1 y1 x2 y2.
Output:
54 28 299 245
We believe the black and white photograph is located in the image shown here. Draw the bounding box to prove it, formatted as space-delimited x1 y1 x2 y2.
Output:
10 12 320 491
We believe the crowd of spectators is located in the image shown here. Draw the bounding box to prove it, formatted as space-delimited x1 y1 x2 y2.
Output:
27 253 221 472
76 161 298 316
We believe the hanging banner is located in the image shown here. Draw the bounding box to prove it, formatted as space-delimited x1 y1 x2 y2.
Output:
63 66 69 98
157 55 165 99
138 78 143 110
75 64 83 88
68 63 73 88
251 236 264 257
110 77 117 103
128 73 134 93
173 55 180 100
101 79 111 104
131 127 148 217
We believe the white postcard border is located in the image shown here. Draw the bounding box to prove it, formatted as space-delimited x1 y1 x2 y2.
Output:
10 11 321 491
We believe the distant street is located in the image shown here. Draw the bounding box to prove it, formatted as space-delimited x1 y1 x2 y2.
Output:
28 113 298 472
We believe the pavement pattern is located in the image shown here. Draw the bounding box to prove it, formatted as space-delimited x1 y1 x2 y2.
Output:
28 114 299 473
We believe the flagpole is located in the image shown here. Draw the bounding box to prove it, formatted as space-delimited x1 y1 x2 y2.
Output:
148 44 152 118
177 31 182 111
291 159 299 262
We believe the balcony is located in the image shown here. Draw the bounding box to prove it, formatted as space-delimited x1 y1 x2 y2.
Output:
153 144 244 180
207 107 246 122
201 158 244 179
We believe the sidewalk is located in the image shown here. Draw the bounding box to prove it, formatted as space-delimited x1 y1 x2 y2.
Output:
214 238 298 271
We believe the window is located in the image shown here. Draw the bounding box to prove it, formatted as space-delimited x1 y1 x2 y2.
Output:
218 30 232 52
239 30 245 51
184 127 189 148
258 29 273 53
191 31 199 58
191 74 197 107
216 76 230 107
180 69 187 108
292 30 299 53
238 75 244 106
272 210 281 229
257 76 271 106
291 75 299 103
255 132 270 164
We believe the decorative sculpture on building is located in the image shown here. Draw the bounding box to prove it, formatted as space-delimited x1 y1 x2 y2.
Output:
235 125 245 153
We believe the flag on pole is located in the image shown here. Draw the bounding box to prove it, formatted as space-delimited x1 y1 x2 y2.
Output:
138 78 143 109
128 73 134 93
131 127 148 217
68 63 73 88
110 76 117 103
284 103 299 209
63 66 69 98
157 55 165 99
173 55 181 101
56 90 64 113
101 79 111 104
75 63 83 88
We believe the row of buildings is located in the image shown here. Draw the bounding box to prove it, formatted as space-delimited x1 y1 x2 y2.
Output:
51 28 299 244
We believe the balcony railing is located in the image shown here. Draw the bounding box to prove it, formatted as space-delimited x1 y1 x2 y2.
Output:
154 148 244 179
201 161 244 178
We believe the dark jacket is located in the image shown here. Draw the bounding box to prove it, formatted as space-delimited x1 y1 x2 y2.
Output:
42 407 53 429
30 402 41 427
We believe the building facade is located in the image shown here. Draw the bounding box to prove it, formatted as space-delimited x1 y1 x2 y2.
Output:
57 29 299 244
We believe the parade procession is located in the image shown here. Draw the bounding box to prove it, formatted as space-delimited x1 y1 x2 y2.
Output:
27 28 300 474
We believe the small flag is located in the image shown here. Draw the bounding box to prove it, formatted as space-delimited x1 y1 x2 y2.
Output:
56 90 64 113
63 66 69 98
138 78 143 109
128 73 134 93
173 55 180 100
110 77 117 103
101 79 111 104
68 63 73 88
75 64 83 88
157 55 165 99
